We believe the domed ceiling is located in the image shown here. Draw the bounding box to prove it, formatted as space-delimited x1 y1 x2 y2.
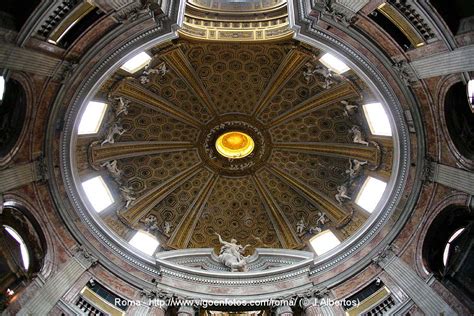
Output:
73 39 394 255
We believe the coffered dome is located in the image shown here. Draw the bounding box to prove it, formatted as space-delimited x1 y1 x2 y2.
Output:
68 39 398 257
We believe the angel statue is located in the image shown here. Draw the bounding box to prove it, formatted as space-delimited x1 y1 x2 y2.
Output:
350 126 369 146
335 184 351 204
214 232 251 272
296 218 306 235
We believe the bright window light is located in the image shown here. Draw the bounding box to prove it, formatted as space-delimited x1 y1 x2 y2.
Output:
4 226 30 270
319 53 350 74
82 176 114 212
120 52 151 73
468 79 474 109
310 230 341 256
443 228 465 266
78 101 108 135
0 76 5 101
362 102 392 136
356 176 387 213
129 230 159 256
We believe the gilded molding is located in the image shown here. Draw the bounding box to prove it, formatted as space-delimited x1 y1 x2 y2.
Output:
252 174 303 249
266 165 348 224
112 79 203 128
377 3 425 48
161 47 217 116
120 163 203 226
252 49 310 116
269 82 358 127
274 142 380 165
90 141 194 163
168 173 219 249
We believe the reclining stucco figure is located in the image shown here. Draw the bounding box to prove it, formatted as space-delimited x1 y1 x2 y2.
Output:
214 232 251 272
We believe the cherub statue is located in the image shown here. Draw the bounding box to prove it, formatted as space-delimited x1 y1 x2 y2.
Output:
114 97 130 117
296 218 306 234
144 214 159 232
163 221 172 235
120 185 135 208
139 62 169 84
350 126 369 146
214 232 251 272
309 225 322 235
335 184 351 204
101 160 122 180
303 62 316 83
316 212 328 226
345 159 368 178
314 66 336 89
341 100 358 117
101 123 126 146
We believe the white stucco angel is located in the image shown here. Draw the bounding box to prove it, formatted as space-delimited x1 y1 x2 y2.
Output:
114 97 130 117
101 123 126 146
316 211 328 226
296 218 306 234
346 159 368 178
214 232 251 272
350 126 369 146
163 221 172 235
120 185 136 208
341 100 358 117
101 160 122 179
335 184 351 205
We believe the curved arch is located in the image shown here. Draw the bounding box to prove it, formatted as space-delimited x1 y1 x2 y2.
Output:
2 195 54 279
0 72 35 168
418 196 474 309
437 76 474 169
0 205 47 302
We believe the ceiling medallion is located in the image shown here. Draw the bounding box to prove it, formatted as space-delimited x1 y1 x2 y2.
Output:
215 131 255 159
199 115 271 177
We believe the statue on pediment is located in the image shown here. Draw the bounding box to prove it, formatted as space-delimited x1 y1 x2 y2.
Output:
214 233 251 272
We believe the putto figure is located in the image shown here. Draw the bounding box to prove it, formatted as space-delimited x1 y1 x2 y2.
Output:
214 232 251 272
350 126 369 146
101 123 126 146
335 184 351 205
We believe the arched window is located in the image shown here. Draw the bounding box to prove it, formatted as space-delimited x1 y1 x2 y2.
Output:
3 226 30 271
423 206 474 311
0 206 46 312
444 82 474 161
430 0 474 35
0 78 27 159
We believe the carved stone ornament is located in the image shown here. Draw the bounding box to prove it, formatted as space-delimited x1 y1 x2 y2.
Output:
75 246 99 268
392 60 418 86
372 245 396 268
318 0 357 26
422 158 437 182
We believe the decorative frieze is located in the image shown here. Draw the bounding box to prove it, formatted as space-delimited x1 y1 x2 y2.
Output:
432 163 474 195
410 45 474 78
0 161 43 193
373 248 456 315
0 44 62 77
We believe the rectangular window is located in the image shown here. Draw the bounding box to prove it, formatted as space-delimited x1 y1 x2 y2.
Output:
0 76 5 101
468 79 474 111
319 53 350 74
129 231 159 256
310 230 341 256
355 176 387 213
82 176 114 212
78 101 107 135
362 102 392 136
120 52 151 73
